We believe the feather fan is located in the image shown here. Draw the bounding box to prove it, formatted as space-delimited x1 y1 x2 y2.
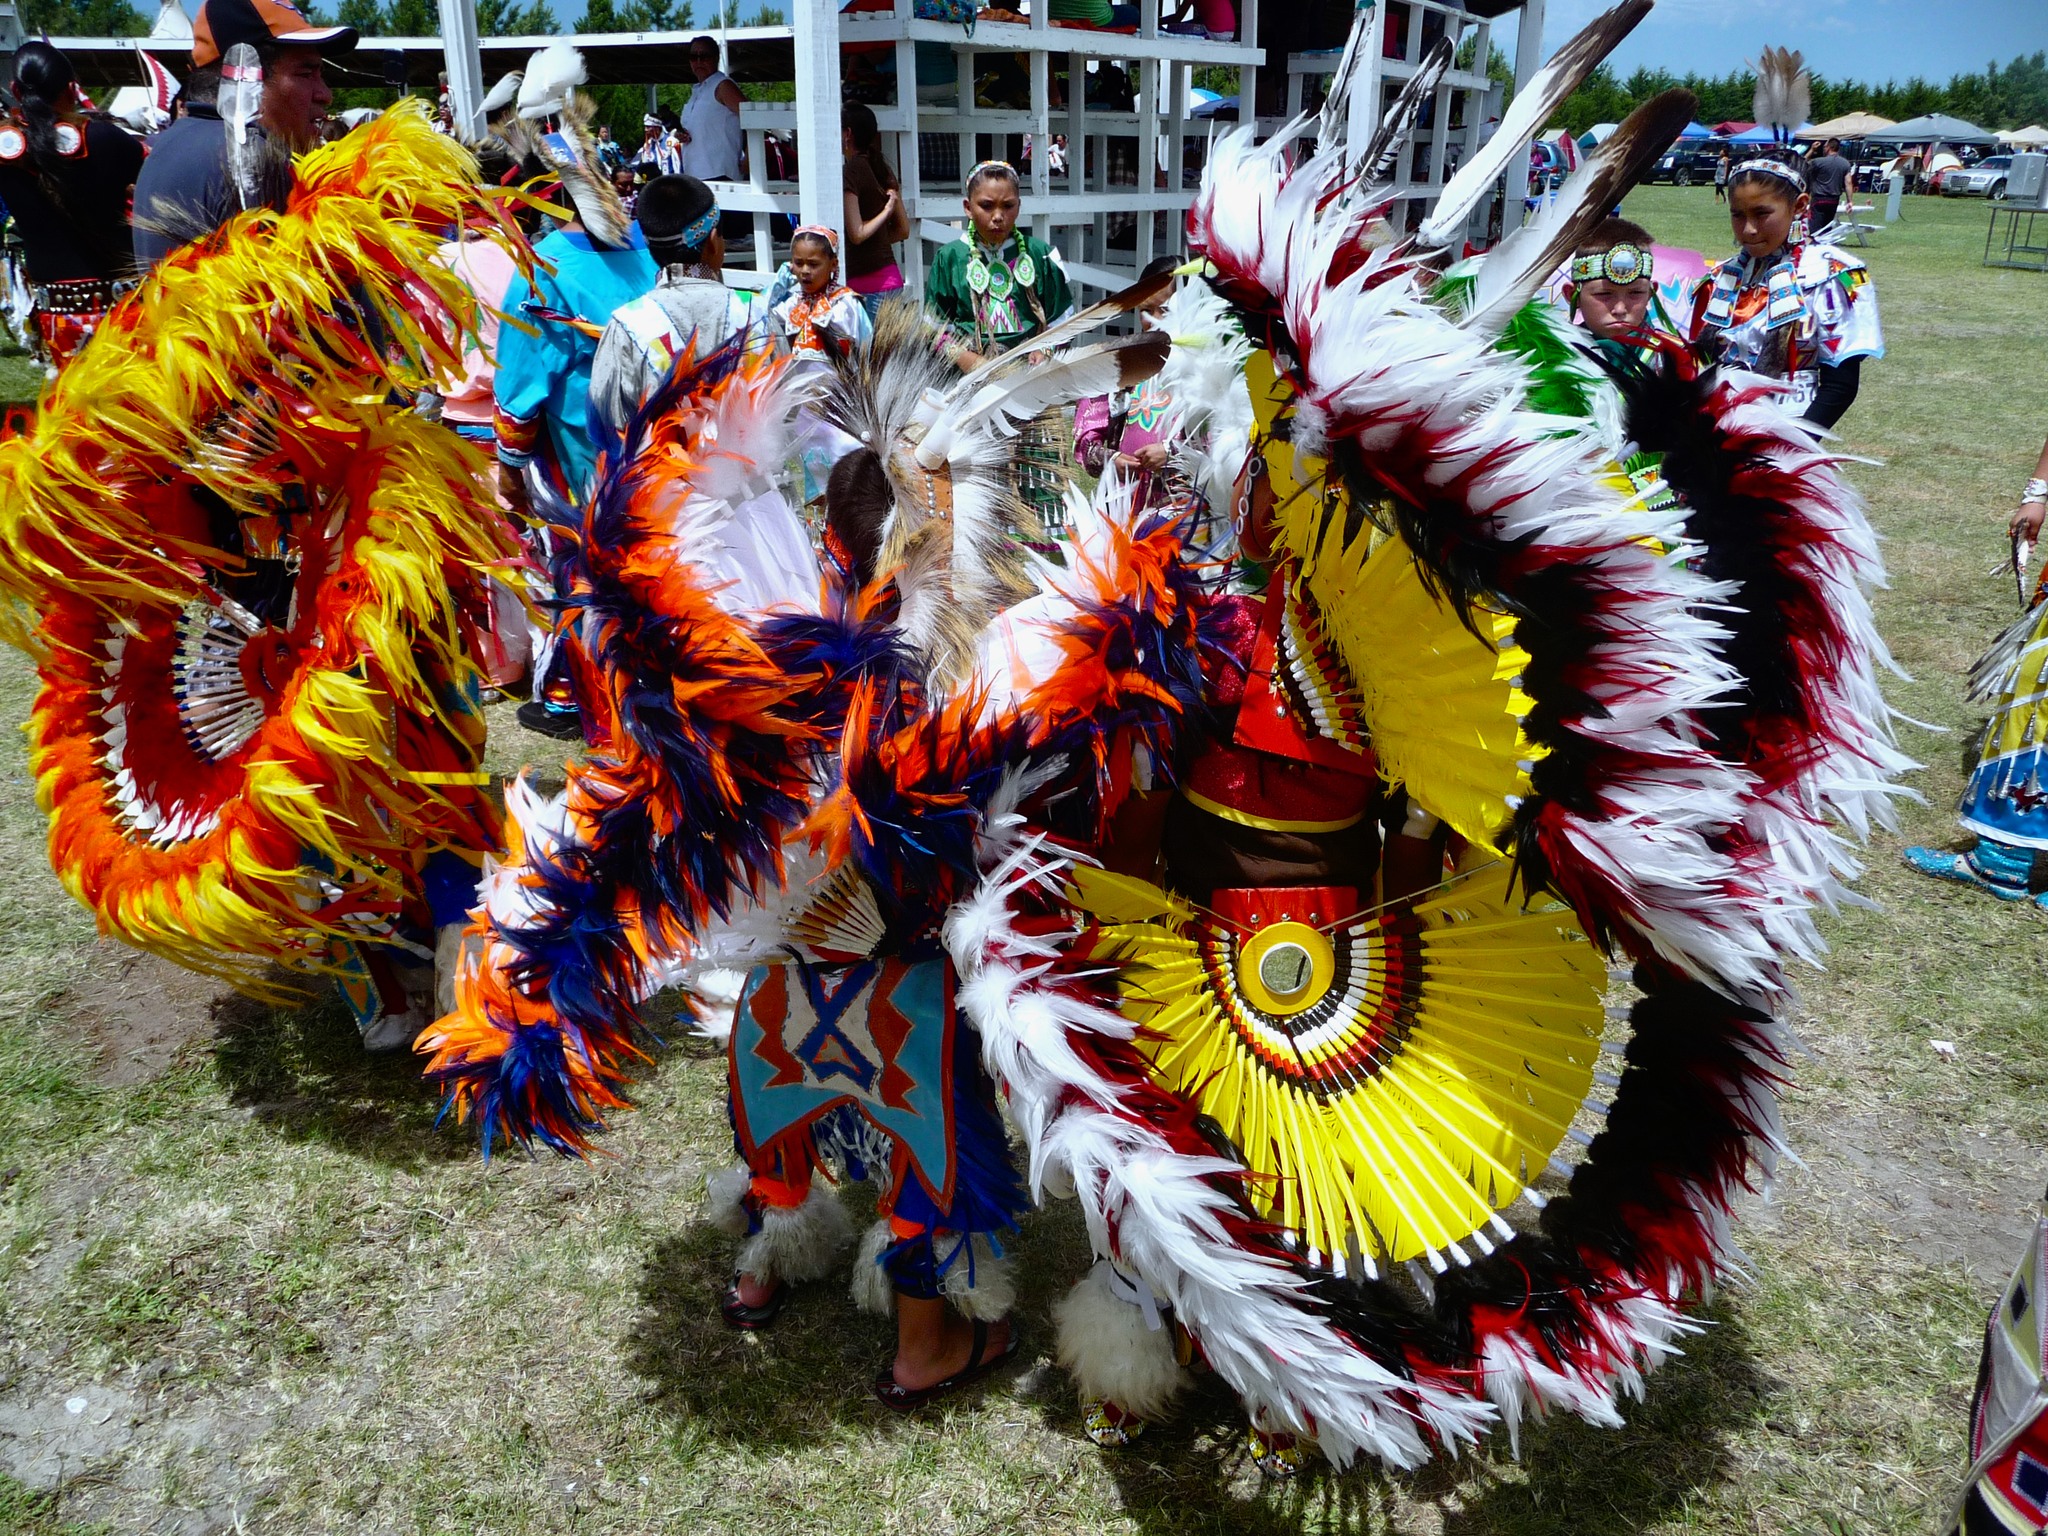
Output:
1351 35 1456 192
481 70 524 116
1452 89 1698 335
919 333 1170 468
1313 1 1376 158
220 42 262 213
948 257 1177 401
1418 0 1652 250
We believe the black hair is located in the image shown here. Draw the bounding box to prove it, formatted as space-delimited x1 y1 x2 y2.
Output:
182 61 223 108
1576 216 1653 257
825 448 890 585
474 137 517 189
842 101 898 194
11 42 81 219
689 34 720 60
636 172 717 264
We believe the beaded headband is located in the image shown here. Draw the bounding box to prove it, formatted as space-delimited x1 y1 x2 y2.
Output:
793 223 839 252
1569 242 1653 286
1732 154 1806 190
967 158 1019 186
678 202 720 251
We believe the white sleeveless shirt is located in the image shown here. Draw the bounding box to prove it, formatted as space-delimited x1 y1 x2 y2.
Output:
679 70 743 181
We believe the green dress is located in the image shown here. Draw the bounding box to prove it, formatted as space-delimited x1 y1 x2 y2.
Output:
924 232 1079 537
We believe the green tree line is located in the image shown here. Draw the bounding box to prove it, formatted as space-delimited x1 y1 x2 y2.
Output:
1552 52 2048 134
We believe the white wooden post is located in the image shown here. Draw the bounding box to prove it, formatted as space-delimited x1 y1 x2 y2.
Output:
956 43 976 205
1509 0 1546 210
749 125 772 272
1167 58 1186 224
793 0 845 243
1237 0 1258 132
437 0 485 140
1031 9 1051 248
1345 1 1380 155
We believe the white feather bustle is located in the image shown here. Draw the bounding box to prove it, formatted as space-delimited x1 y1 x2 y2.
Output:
706 1163 754 1237
940 1235 1015 1321
850 1219 896 1316
735 1183 854 1285
846 1220 1017 1319
1054 1262 1191 1419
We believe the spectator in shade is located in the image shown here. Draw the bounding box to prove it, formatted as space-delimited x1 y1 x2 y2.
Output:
1074 285 1177 512
0 41 146 372
634 110 682 176
841 102 907 320
678 36 744 182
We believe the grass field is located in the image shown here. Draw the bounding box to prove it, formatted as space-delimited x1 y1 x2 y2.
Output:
1 184 2045 1535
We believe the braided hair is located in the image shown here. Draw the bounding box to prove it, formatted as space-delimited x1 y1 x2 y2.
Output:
11 42 82 219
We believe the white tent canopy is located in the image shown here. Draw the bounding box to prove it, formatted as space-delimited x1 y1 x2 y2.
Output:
2000 125 2048 148
1799 110 1895 140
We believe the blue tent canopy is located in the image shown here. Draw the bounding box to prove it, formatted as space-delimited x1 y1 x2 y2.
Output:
1724 122 1815 144
1677 120 1715 140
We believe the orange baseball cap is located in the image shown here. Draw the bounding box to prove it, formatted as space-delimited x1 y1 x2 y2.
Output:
191 0 358 68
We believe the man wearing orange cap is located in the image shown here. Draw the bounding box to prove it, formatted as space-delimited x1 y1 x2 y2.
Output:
132 0 356 269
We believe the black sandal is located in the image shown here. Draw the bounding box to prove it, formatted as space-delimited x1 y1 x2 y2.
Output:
872 1317 1021 1412
720 1272 788 1330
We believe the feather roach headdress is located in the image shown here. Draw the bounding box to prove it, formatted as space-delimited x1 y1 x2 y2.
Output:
1735 44 1811 189
512 45 629 248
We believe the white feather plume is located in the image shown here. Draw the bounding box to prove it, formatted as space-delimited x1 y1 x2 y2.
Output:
480 70 524 116
517 41 586 120
1152 281 1255 513
1750 45 1811 140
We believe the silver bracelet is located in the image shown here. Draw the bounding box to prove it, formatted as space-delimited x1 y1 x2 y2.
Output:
2026 477 2048 505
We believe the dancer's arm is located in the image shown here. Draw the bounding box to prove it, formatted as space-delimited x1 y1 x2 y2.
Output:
2010 432 2048 542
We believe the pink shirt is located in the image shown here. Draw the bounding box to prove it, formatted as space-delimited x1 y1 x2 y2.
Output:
434 236 521 427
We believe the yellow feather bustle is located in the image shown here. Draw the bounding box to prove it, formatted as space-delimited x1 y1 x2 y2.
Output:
2 103 524 985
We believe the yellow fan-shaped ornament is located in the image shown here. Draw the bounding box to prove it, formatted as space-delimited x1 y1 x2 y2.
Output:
1246 352 1541 855
1070 859 1606 1276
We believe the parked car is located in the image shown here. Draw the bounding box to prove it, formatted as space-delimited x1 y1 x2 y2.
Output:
1645 144 1723 185
1944 155 2014 198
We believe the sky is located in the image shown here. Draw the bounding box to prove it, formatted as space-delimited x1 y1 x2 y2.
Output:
131 0 2044 82
1507 0 2048 86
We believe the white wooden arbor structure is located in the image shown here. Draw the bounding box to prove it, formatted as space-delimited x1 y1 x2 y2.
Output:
423 0 1544 294
48 0 1550 295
